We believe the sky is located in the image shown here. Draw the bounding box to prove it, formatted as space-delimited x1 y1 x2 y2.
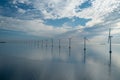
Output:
0 0 120 42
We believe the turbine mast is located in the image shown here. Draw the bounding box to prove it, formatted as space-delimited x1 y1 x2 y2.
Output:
108 28 112 54
108 28 112 77
51 39 53 48
84 37 86 51
68 38 71 56
59 39 61 48
83 37 87 64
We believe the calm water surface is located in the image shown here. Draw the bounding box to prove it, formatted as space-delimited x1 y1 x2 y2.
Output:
0 42 120 80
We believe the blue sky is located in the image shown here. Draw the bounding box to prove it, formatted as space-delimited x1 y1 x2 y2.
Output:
0 0 120 42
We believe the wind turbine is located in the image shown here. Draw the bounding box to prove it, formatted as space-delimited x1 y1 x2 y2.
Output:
51 39 53 55
59 39 61 49
58 39 61 56
83 37 88 64
108 28 112 76
51 39 53 48
68 38 72 56
108 28 112 54
37 40 40 48
108 28 112 66
46 40 48 48
41 40 43 48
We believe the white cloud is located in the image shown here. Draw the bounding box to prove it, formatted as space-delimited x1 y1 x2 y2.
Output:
32 0 120 19
0 16 68 38
24 0 120 29
18 8 26 14
115 21 120 27
77 0 120 26
111 21 120 35
1 0 120 39
13 0 31 4
86 19 103 27
12 0 120 26
32 0 85 19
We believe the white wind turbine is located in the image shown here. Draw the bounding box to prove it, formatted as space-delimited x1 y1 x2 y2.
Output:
83 37 89 64
108 28 113 76
108 28 113 54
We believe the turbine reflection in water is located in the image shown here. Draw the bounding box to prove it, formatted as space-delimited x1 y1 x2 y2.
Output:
0 37 120 80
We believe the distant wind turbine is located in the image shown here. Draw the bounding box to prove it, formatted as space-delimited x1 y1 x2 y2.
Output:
58 39 61 56
68 38 72 56
51 39 53 48
51 39 53 55
108 28 113 76
41 40 43 48
83 37 88 64
108 28 112 54
59 39 61 49
46 40 48 48
69 38 71 49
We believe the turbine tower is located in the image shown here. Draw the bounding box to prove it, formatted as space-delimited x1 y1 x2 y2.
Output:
83 37 88 64
41 40 43 48
58 39 61 56
68 38 72 56
108 28 112 54
108 28 112 76
51 39 53 48
51 39 53 55
46 40 48 48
